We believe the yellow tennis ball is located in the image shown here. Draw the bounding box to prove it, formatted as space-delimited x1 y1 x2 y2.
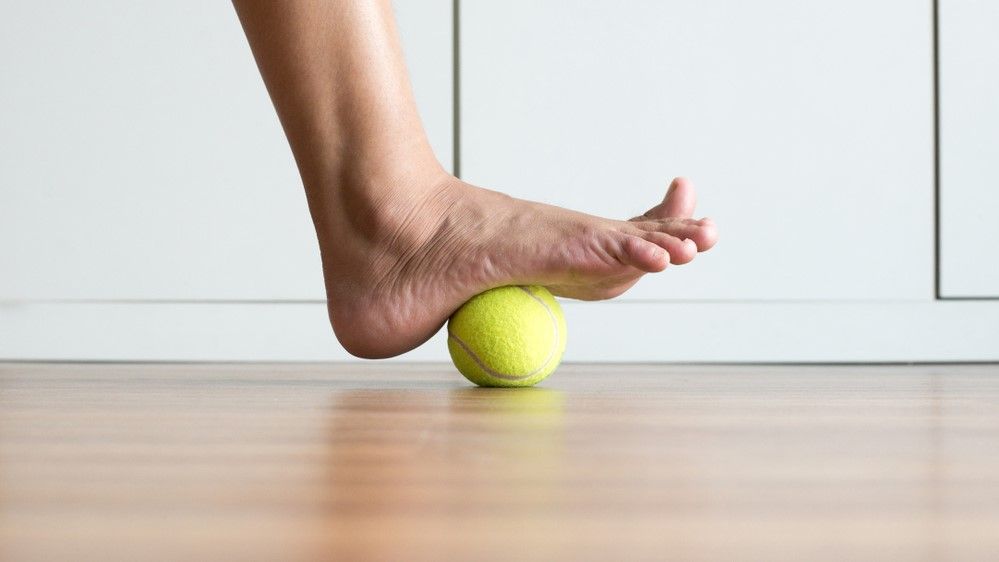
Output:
447 285 567 387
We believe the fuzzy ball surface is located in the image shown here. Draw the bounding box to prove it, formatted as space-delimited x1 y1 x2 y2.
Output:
447 285 567 387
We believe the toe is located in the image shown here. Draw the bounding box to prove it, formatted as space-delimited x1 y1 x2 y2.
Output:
630 177 697 221
660 177 697 218
619 235 669 273
643 231 697 265
691 218 719 251
632 217 717 252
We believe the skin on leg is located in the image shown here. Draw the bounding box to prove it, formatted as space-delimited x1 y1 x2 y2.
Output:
232 0 717 358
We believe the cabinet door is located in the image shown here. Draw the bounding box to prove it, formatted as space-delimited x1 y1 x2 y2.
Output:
0 1 452 300
940 0 999 298
461 0 933 300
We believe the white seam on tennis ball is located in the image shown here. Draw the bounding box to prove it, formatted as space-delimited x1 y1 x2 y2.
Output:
447 286 560 382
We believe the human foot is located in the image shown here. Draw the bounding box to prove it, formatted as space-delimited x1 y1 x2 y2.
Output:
319 170 717 359
233 0 717 359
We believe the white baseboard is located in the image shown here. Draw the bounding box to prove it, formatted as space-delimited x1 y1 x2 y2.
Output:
1 300 997 362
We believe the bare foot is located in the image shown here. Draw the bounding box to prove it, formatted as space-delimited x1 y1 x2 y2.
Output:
319 168 717 358
232 0 717 359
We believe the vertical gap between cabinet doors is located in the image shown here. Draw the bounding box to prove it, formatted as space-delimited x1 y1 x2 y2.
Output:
933 0 941 299
452 0 461 179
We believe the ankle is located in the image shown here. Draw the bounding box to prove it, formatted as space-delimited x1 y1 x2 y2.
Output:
356 167 452 233
343 151 450 203
304 141 451 232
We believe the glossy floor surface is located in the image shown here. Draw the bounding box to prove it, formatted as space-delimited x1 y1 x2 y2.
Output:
1 363 998 561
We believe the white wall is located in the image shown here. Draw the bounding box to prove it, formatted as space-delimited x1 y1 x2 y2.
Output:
1 1 997 362
0 0 451 301
461 0 934 302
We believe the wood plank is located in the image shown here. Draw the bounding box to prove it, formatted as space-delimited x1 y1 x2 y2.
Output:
1 363 998 561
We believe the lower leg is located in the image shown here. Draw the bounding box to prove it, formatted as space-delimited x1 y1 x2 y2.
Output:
232 0 444 222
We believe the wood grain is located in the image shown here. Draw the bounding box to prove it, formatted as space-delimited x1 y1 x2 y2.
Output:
1 362 998 561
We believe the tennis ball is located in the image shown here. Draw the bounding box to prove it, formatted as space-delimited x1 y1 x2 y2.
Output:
447 285 567 387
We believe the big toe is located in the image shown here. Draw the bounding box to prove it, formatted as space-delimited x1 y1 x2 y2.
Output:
632 177 697 221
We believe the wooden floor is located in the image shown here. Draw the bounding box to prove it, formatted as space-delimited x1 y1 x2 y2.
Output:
1 363 998 561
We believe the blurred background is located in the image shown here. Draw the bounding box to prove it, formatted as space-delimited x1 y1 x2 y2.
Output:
1 0 996 362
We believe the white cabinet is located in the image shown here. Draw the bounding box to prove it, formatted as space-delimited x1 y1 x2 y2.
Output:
0 1 453 300
940 0 999 298
5 1 998 362
460 0 934 300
